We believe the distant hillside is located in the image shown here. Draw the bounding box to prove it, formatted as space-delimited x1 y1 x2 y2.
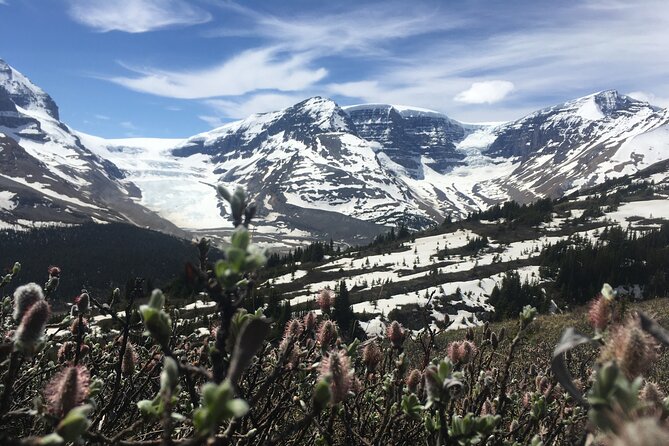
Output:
0 223 208 303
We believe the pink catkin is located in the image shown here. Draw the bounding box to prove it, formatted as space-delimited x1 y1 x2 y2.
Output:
362 341 382 372
303 312 317 332
317 320 338 348
122 343 138 376
319 350 352 404
447 340 478 364
12 283 44 322
387 321 404 348
284 318 304 339
405 369 422 393
14 299 50 348
588 295 610 331
602 317 657 379
44 365 90 416
317 288 335 312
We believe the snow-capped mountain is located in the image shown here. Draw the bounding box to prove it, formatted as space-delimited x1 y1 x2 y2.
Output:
485 90 669 201
80 93 669 246
2 57 668 246
0 59 182 234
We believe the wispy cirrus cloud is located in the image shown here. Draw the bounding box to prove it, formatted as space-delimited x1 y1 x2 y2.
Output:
109 49 327 99
99 0 669 124
67 0 212 33
326 0 669 121
208 1 463 56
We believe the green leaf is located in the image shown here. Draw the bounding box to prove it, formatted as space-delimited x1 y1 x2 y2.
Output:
56 405 92 443
231 228 250 250
227 399 249 418
38 433 64 445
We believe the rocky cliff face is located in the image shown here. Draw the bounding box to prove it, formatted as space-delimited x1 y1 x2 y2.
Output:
344 104 467 178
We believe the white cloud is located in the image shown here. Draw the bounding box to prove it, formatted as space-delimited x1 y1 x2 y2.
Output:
99 1 669 123
67 0 211 33
94 114 110 120
454 81 515 104
0 1 8 6
210 2 462 56
110 48 327 99
325 0 669 121
204 93 306 119
627 91 669 108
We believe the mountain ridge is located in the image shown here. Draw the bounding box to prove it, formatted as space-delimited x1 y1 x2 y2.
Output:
1 58 668 246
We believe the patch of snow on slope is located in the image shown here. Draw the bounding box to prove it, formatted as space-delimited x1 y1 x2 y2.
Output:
576 96 605 121
605 199 669 225
0 191 17 211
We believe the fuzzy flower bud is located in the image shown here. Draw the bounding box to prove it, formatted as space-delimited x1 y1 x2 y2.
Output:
640 381 666 415
362 341 382 372
406 368 422 393
317 320 338 349
387 321 404 349
601 317 657 380
317 288 335 312
588 295 611 331
75 291 90 314
284 318 304 340
48 266 61 278
14 299 50 354
459 340 477 363
447 340 478 364
122 343 138 376
319 350 352 404
481 398 494 416
303 312 317 332
70 318 88 335
58 342 75 363
12 282 44 322
490 332 499 349
44 365 90 417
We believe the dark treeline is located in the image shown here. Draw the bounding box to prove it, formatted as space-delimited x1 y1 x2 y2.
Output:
369 222 411 247
488 271 545 321
466 197 554 226
265 239 340 268
0 223 204 303
539 224 669 305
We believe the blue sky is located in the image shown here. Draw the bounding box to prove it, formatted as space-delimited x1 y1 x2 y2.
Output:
1 0 668 138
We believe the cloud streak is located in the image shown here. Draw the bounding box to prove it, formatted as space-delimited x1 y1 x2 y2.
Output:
109 49 327 99
100 0 669 123
67 0 212 33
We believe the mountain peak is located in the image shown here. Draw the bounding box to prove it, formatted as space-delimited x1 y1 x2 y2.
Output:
288 96 355 133
0 58 59 120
